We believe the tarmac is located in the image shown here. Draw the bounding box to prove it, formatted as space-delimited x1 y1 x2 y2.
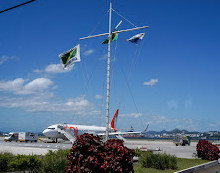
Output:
125 140 197 159
0 137 197 158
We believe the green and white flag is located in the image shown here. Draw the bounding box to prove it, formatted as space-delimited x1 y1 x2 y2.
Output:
59 44 80 69
102 29 119 44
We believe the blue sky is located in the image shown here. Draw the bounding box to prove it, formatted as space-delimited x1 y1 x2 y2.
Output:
0 0 220 132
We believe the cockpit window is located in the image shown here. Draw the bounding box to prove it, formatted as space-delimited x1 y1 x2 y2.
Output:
48 128 55 130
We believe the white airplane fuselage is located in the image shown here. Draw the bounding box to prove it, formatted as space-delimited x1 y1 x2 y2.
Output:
42 124 110 141
42 110 147 142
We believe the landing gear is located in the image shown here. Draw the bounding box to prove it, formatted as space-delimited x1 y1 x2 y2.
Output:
53 138 58 143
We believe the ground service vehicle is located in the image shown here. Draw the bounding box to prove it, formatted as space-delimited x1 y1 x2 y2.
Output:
18 132 38 142
4 132 19 142
173 135 190 146
4 132 38 142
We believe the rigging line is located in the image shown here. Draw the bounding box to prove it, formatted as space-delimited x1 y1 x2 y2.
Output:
81 57 100 97
136 38 145 62
127 35 146 84
117 45 139 108
88 9 109 37
0 0 36 14
110 39 118 99
117 50 147 130
117 40 146 112
130 40 147 129
79 41 87 78
79 56 88 92
117 58 140 113
128 45 140 80
127 39 146 84
79 42 90 94
112 8 137 28
79 42 93 96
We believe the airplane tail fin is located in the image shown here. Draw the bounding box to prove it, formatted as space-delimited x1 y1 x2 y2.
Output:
111 109 119 132
142 124 149 134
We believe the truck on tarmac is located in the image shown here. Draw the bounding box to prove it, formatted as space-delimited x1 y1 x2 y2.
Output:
4 132 38 142
173 134 190 146
4 132 19 142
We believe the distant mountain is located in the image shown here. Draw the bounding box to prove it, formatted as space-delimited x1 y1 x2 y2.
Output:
170 128 187 134
146 128 201 135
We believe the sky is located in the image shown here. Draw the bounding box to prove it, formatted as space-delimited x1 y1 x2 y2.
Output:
0 0 220 133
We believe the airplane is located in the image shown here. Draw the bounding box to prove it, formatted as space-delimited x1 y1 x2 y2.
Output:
42 109 148 143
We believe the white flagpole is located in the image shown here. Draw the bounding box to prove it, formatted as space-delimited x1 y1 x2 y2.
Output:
79 2 149 141
106 2 112 141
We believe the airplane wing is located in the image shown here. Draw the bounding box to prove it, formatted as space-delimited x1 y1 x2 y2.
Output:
97 124 149 136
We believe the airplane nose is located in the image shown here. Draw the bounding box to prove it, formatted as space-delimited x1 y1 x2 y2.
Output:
42 129 48 136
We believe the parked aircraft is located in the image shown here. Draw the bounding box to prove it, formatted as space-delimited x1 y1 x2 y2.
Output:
43 109 148 142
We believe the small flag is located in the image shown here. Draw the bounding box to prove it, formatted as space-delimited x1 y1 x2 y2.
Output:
102 30 119 44
102 21 122 44
126 33 145 44
59 44 80 69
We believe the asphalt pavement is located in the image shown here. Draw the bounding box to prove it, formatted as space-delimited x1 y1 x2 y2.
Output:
0 137 197 158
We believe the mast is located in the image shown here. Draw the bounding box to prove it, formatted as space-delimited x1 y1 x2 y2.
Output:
79 2 148 141
106 2 112 141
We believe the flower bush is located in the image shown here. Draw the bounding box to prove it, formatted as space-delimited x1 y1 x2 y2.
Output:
196 140 220 161
66 133 134 173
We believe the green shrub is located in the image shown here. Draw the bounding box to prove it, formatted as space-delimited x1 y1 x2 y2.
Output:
134 148 142 157
8 154 41 173
169 155 178 170
28 155 42 172
1 150 70 173
40 149 70 173
140 152 178 170
0 152 15 172
134 148 153 157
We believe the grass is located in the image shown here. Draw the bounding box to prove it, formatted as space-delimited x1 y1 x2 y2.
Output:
177 158 209 170
134 158 210 173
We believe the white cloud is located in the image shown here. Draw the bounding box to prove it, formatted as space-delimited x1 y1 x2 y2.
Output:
34 63 73 74
0 95 97 116
0 78 54 95
83 49 94 56
0 76 98 116
120 113 142 118
0 56 8 65
144 79 158 86
167 100 179 109
95 94 103 99
22 78 53 94
0 78 25 93
99 53 108 60
45 63 73 73
33 69 43 73
0 56 18 65
146 114 204 131
150 115 180 124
